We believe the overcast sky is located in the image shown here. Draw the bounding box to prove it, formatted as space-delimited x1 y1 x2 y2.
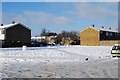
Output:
1 1 119 36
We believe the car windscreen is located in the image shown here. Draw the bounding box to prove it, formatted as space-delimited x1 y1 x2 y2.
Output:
112 46 120 50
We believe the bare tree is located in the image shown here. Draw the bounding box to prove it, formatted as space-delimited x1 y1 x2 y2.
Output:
40 28 50 36
60 31 79 40
55 31 79 44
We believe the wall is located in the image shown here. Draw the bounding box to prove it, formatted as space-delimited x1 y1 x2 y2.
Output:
0 34 5 40
47 39 55 43
0 40 1 47
80 27 100 46
100 40 120 46
0 40 5 48
5 24 31 46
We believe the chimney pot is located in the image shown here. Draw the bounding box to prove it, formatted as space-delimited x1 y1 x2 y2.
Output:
109 27 111 30
92 25 94 27
12 21 15 24
1 24 3 26
102 26 104 28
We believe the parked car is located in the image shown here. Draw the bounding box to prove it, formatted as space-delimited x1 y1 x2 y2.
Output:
30 40 51 47
47 42 56 47
30 40 40 47
111 44 120 58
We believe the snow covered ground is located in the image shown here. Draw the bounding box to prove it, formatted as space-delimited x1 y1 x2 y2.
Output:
0 46 119 78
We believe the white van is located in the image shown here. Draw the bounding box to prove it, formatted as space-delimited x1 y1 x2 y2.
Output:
111 44 120 58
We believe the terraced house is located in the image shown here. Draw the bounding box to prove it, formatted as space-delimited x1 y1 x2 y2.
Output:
80 26 120 46
0 22 31 48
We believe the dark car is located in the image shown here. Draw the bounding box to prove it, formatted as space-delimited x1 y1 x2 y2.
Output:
30 40 40 47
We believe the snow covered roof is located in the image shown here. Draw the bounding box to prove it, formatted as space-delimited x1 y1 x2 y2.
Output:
0 23 18 29
31 36 46 39
0 23 31 30
81 26 118 33
93 27 118 33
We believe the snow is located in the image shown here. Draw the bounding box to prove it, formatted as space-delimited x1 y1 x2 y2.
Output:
81 26 118 33
0 23 31 31
92 26 118 33
0 23 18 29
0 46 119 78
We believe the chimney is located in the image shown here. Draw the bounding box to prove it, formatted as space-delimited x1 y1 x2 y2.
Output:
1 24 3 26
92 25 94 27
12 21 15 24
109 27 111 30
102 26 104 28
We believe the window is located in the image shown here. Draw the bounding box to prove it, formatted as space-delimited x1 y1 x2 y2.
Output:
106 32 109 36
1 30 5 34
112 46 120 50
110 33 113 36
100 31 103 34
0 29 5 34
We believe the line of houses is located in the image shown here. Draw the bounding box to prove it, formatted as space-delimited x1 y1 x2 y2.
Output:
0 22 119 48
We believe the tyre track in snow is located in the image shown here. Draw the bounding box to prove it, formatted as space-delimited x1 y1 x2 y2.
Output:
54 48 94 60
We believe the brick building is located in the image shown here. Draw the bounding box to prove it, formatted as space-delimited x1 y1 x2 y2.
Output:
80 26 120 46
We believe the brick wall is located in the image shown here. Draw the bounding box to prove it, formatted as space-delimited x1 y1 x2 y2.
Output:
100 40 120 46
80 27 100 46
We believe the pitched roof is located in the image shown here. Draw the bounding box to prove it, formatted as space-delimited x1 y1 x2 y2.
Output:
0 23 31 30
